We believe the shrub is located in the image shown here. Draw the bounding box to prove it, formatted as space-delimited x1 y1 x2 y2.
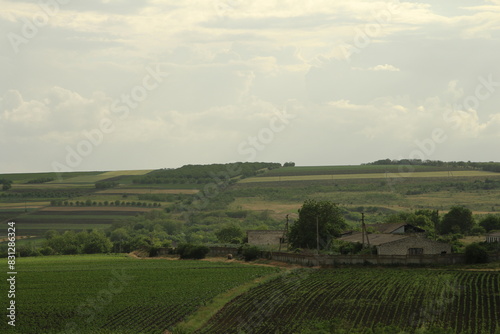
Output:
241 245 261 261
465 243 489 264
177 243 210 259
471 225 486 236
39 246 56 256
18 245 41 257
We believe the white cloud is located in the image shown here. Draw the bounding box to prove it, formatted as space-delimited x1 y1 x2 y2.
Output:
2 0 500 172
369 64 400 72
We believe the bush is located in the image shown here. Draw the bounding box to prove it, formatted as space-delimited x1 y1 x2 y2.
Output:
95 181 118 189
39 246 56 256
465 243 489 264
177 243 210 259
18 245 41 257
241 245 261 261
470 225 486 236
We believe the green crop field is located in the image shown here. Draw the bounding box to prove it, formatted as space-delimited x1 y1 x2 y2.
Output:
0 255 280 334
0 171 103 184
0 206 152 237
241 170 500 183
198 268 500 334
2 255 500 334
259 164 467 177
53 170 153 184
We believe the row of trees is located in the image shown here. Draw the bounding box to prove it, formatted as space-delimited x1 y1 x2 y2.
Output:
27 177 55 184
387 206 500 235
42 230 112 255
367 158 500 172
49 200 162 207
0 191 86 198
95 181 119 189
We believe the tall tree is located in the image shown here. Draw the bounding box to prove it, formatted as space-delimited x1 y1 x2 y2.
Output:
288 199 346 250
479 215 500 232
215 224 244 244
439 206 474 234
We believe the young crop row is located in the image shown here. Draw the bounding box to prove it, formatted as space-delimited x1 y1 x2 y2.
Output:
0 255 279 334
198 268 500 334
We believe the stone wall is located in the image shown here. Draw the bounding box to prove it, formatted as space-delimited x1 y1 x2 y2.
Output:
207 247 500 266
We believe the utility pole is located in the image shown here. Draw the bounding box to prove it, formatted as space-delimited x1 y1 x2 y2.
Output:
361 212 370 247
362 213 365 246
316 216 319 254
280 214 289 252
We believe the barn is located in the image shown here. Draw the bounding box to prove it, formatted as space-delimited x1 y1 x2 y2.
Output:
338 223 451 256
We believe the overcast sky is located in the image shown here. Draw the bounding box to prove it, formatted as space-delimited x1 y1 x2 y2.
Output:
1 0 500 173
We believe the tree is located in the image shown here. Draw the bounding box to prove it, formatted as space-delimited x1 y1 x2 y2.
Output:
479 215 500 232
177 243 210 259
288 199 347 250
465 243 489 264
241 245 260 261
439 206 475 234
385 209 439 233
82 231 113 254
215 224 244 244
1 179 12 191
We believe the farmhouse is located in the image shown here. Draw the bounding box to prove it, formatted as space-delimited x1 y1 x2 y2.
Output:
338 223 451 256
247 230 286 246
486 232 500 243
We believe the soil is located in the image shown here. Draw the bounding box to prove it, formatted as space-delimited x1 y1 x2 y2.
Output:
127 252 304 269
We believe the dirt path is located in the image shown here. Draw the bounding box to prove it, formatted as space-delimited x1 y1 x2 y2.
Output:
0 235 38 243
127 252 304 269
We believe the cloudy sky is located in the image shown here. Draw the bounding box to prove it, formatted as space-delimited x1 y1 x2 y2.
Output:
1 0 500 173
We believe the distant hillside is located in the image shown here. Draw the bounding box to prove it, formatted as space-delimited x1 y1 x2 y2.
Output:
366 158 500 172
132 162 282 185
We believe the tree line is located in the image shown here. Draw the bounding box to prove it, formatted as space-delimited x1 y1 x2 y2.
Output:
366 158 500 172
49 199 162 208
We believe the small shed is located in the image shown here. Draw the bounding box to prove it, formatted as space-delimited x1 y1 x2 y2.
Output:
486 232 500 243
247 230 286 246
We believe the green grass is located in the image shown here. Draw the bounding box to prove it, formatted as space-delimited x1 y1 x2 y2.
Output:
0 255 279 334
175 268 287 332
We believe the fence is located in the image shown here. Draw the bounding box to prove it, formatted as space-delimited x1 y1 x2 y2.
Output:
208 247 500 266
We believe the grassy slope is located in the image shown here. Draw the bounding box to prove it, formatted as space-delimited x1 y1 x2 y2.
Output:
2 165 500 238
242 170 500 182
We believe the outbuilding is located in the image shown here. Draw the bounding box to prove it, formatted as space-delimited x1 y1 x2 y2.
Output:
247 230 286 246
486 232 500 243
